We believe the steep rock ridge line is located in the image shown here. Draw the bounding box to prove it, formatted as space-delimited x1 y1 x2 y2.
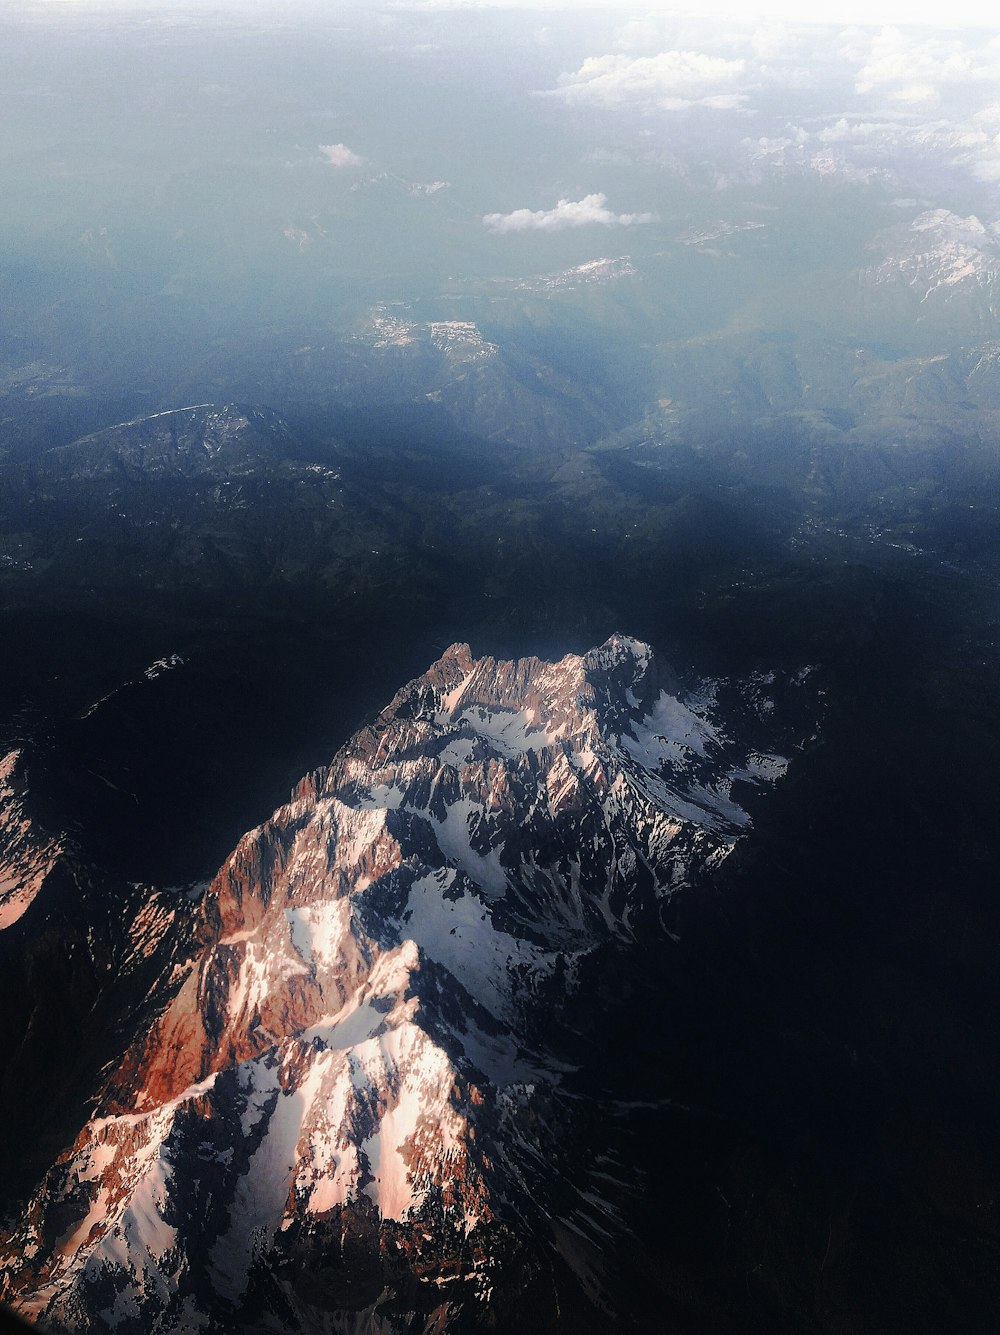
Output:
1 634 795 1334
0 748 63 930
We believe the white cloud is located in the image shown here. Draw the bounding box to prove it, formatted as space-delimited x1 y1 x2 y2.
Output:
972 158 1000 182
973 102 1000 127
318 143 363 168
614 17 665 53
483 193 654 233
750 23 805 61
853 26 1000 103
699 93 750 109
791 104 1000 192
890 83 942 106
555 50 747 111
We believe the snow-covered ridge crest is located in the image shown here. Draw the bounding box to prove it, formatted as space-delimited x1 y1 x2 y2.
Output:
359 306 498 362
863 208 1000 308
1 634 801 1333
496 255 637 292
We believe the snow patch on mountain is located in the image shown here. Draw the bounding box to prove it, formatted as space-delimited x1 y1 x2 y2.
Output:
499 256 637 293
864 208 1000 308
359 307 498 363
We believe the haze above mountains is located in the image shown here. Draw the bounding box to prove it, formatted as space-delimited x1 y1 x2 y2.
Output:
1 6 999 1334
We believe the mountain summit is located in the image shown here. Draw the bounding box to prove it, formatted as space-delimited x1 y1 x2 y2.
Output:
2 636 797 1333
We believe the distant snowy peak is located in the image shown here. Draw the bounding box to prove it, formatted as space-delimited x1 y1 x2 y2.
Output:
347 171 450 199
2 636 804 1334
910 209 998 245
428 320 497 359
675 221 767 247
502 255 638 293
864 208 1000 310
359 306 498 361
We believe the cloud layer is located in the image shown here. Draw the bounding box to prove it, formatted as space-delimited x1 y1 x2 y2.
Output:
555 50 747 111
318 143 363 168
483 193 654 233
852 27 1000 109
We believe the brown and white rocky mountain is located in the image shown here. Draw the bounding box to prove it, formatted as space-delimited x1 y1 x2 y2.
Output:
0 635 798 1334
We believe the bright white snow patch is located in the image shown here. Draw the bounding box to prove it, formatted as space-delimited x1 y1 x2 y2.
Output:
433 796 507 897
622 689 720 761
402 869 548 1020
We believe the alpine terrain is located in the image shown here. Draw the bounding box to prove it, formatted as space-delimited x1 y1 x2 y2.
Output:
0 634 800 1334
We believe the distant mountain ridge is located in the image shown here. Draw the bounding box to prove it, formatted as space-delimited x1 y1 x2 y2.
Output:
38 404 303 481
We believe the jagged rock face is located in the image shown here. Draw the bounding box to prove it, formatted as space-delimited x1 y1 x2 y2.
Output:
0 749 195 1221
0 749 62 930
0 635 796 1334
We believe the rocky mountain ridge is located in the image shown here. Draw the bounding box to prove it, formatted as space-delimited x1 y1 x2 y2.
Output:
0 634 798 1334
0 748 63 931
863 208 1000 329
35 405 304 482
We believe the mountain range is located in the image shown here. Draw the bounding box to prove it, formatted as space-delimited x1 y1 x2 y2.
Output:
1 634 802 1333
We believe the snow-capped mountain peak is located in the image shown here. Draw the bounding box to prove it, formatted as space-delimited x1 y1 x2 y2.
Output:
1 636 804 1334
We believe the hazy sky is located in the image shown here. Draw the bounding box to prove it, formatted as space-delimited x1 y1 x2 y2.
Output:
425 0 1000 24
21 0 1000 27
